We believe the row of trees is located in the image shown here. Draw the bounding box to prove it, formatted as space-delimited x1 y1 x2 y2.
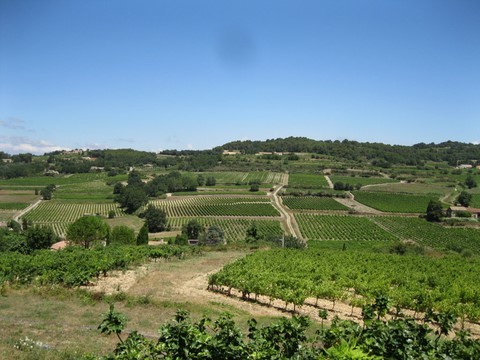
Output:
114 171 205 213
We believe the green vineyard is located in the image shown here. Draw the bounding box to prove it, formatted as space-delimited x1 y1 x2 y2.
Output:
288 173 329 188
295 214 398 241
22 201 125 235
167 218 283 242
210 248 480 321
352 191 439 213
282 196 348 211
150 196 280 217
371 216 480 255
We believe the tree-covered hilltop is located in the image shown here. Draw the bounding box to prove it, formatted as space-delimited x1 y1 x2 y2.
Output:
217 137 480 166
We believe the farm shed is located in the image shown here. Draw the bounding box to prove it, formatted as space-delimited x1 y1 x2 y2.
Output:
447 206 480 219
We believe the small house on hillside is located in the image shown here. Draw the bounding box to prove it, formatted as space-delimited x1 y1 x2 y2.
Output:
447 206 480 219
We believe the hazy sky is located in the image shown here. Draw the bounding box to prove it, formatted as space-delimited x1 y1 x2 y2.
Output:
1 0 479 154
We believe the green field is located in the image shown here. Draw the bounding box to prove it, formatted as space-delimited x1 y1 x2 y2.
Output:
150 196 279 217
470 194 480 208
282 196 348 211
352 191 440 213
0 202 29 210
167 218 283 242
330 175 396 187
288 173 329 188
295 214 398 241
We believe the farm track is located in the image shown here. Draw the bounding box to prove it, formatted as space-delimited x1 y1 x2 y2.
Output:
324 175 334 189
13 198 42 222
271 185 302 239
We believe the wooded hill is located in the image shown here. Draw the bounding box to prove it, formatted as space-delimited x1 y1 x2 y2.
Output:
217 137 480 166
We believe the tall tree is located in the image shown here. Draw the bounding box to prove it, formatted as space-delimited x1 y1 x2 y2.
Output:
200 226 224 245
457 191 472 207
136 223 149 245
26 225 58 250
144 205 167 232
465 175 477 189
182 219 203 239
67 216 109 248
109 226 135 246
426 200 443 222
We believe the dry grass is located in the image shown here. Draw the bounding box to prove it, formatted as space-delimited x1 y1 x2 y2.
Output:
0 250 282 359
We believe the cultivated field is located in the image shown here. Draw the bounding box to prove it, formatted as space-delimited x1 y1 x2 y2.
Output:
295 214 398 241
149 196 280 217
282 196 349 211
352 191 441 213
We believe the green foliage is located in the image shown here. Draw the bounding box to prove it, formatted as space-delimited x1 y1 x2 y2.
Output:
144 205 167 232
465 175 477 189
113 182 124 195
196 174 205 186
181 219 203 239
100 309 480 359
209 248 480 321
116 185 148 214
0 230 28 253
126 170 143 187
109 226 135 246
200 225 224 246
108 209 116 219
145 171 197 196
249 183 259 192
98 304 127 344
67 216 109 248
136 223 149 245
0 245 197 287
26 225 58 250
426 199 443 222
205 176 216 186
40 188 52 200
457 190 472 207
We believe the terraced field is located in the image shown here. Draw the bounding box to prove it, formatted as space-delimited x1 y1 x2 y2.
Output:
295 214 398 241
167 218 283 242
282 196 348 211
150 196 280 217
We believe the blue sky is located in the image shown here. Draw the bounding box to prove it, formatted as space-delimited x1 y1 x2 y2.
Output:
1 0 479 154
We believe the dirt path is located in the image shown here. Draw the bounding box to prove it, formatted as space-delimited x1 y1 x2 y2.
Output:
333 197 384 214
324 175 334 189
13 198 42 222
271 185 302 238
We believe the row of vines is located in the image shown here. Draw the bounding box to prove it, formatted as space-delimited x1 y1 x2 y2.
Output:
0 245 198 287
209 248 480 321
149 196 279 217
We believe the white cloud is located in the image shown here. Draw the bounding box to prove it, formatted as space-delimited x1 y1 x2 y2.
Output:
186 143 194 150
0 136 68 155
473 141 479 145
